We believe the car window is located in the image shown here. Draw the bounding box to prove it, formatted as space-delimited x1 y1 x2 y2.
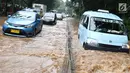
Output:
85 17 89 25
90 17 126 35
12 11 36 21
57 13 62 17
44 13 54 18
80 15 86 24
82 16 89 28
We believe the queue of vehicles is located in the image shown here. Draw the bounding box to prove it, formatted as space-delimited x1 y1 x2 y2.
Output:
2 7 67 37
2 7 129 52
42 10 68 25
1 2 67 37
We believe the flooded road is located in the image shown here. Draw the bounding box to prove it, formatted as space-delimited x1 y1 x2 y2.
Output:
0 17 69 73
70 18 130 73
1 17 130 73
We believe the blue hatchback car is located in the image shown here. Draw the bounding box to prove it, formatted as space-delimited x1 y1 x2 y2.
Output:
2 11 43 37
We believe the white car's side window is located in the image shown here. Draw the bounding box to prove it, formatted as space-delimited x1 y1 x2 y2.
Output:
80 15 86 24
90 17 96 31
82 16 89 29
83 16 88 23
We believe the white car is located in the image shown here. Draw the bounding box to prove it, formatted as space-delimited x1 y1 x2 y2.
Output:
78 9 129 51
56 13 63 20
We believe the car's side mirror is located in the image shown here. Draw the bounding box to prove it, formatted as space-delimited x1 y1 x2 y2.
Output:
8 15 11 18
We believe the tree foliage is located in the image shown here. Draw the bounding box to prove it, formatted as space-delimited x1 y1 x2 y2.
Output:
27 0 61 11
71 0 130 16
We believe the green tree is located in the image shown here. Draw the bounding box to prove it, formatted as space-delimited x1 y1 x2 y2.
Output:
71 0 129 16
32 0 61 11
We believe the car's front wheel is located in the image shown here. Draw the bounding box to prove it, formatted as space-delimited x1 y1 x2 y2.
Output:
34 28 37 36
78 34 80 39
53 21 57 25
39 24 43 33
26 29 37 37
83 42 88 50
29 28 37 37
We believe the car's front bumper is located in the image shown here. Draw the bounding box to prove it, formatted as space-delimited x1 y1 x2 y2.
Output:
57 17 63 20
43 20 55 24
2 24 34 37
3 33 26 37
84 43 129 53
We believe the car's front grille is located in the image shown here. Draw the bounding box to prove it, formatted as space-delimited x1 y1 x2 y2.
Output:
99 43 121 49
5 28 26 35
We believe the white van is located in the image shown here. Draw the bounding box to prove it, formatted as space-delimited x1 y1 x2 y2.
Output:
78 9 129 50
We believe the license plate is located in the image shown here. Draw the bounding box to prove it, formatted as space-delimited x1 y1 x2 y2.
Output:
11 29 20 34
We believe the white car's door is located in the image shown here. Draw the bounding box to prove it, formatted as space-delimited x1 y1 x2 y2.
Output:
78 15 89 45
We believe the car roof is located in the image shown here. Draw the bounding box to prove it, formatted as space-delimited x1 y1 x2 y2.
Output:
83 11 122 21
23 8 34 11
18 11 37 15
22 8 39 14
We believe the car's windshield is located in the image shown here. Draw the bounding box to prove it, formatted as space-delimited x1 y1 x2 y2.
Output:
57 13 62 16
90 17 126 35
12 11 35 20
44 13 54 18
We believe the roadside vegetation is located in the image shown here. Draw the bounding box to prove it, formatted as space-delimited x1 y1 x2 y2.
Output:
66 0 130 39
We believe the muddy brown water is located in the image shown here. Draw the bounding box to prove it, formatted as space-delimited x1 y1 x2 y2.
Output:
1 17 130 73
0 17 68 73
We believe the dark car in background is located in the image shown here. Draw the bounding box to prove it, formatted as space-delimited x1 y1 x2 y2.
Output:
42 12 57 25
56 13 63 20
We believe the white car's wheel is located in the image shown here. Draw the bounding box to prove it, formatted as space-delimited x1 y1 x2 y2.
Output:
78 34 80 39
83 42 88 50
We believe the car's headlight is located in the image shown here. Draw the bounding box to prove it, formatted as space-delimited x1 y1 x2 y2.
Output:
24 24 33 28
4 21 9 25
122 44 130 49
87 38 99 47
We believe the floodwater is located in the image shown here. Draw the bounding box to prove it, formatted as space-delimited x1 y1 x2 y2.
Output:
0 17 68 73
1 17 130 73
70 18 130 73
